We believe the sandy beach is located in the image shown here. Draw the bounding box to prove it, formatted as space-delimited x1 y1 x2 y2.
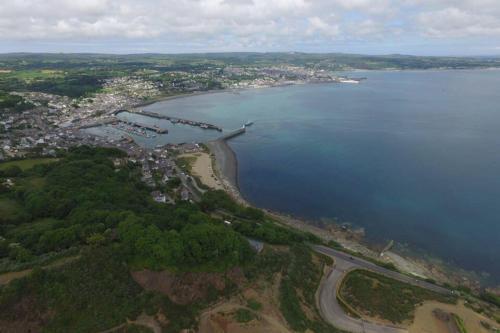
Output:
207 139 238 188
178 152 223 190
206 138 242 195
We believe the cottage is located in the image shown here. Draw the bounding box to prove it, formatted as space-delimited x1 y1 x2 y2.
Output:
180 188 190 201
151 191 167 203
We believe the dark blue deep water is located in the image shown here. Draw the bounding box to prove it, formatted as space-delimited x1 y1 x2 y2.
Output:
98 70 500 282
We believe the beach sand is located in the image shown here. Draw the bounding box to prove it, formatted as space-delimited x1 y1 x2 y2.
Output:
179 152 223 190
206 139 248 205
206 139 238 187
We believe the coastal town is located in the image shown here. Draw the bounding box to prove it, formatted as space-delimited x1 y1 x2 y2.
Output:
1 54 499 333
3 0 500 329
0 61 494 293
0 63 491 292
0 65 363 205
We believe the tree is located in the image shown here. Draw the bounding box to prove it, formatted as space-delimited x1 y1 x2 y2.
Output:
8 244 33 262
86 233 106 246
2 165 22 177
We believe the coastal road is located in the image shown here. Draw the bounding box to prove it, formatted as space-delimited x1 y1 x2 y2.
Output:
313 245 452 333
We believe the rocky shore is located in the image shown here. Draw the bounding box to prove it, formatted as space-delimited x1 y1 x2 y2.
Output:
205 134 488 291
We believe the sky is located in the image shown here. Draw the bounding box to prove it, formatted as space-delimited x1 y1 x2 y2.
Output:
2 0 500 56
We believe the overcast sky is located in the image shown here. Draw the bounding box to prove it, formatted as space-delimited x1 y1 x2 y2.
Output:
2 0 500 55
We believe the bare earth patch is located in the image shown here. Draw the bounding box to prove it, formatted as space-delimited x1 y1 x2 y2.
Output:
199 303 290 333
131 268 245 305
0 269 32 286
410 300 498 333
198 271 291 333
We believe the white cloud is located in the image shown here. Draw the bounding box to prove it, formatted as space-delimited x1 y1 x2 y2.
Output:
1 0 500 52
417 7 500 37
307 17 340 38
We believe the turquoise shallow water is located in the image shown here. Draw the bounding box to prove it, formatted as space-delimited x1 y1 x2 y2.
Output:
92 70 500 283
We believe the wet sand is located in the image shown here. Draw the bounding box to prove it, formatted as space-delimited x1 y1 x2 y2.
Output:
207 138 250 206
207 139 238 189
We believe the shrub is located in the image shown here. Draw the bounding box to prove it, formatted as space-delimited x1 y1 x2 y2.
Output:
235 308 255 323
246 299 262 311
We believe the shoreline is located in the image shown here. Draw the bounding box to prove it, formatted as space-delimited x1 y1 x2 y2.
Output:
131 89 228 109
206 138 245 205
206 135 493 290
128 79 497 290
130 77 356 111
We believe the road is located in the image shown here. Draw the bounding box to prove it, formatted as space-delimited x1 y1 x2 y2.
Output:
174 166 203 202
313 245 451 333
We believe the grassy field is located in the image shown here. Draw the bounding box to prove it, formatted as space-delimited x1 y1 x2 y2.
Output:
0 69 64 82
340 269 456 324
176 155 196 172
0 158 59 171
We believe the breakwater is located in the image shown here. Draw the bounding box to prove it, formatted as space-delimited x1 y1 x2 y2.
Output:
78 118 167 135
115 109 223 132
219 126 246 140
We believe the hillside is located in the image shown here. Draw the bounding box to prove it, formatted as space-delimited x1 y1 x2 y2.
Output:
0 147 337 332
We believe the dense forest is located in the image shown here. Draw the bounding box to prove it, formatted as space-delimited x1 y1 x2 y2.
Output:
0 146 268 270
0 146 326 332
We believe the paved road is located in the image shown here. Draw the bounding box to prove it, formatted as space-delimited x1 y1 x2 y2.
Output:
175 167 202 201
314 245 451 295
313 245 451 333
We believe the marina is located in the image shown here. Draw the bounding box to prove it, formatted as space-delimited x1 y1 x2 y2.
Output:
115 120 167 134
78 118 167 138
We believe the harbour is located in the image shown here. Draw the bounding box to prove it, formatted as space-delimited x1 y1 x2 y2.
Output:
119 72 500 284
115 109 223 132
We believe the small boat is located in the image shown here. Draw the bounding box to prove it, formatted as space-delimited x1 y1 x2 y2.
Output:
244 121 254 127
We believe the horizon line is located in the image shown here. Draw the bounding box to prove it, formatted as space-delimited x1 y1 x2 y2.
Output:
0 51 500 58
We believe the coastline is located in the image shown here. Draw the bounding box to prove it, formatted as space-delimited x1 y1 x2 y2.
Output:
132 89 228 109
206 136 346 244
206 134 490 290
128 78 498 290
131 67 500 110
207 139 239 189
206 136 381 251
131 77 351 111
206 138 245 205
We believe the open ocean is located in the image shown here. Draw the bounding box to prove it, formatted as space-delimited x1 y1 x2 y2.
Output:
93 70 500 283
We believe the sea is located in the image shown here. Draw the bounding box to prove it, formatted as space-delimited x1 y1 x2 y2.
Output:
88 69 500 284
